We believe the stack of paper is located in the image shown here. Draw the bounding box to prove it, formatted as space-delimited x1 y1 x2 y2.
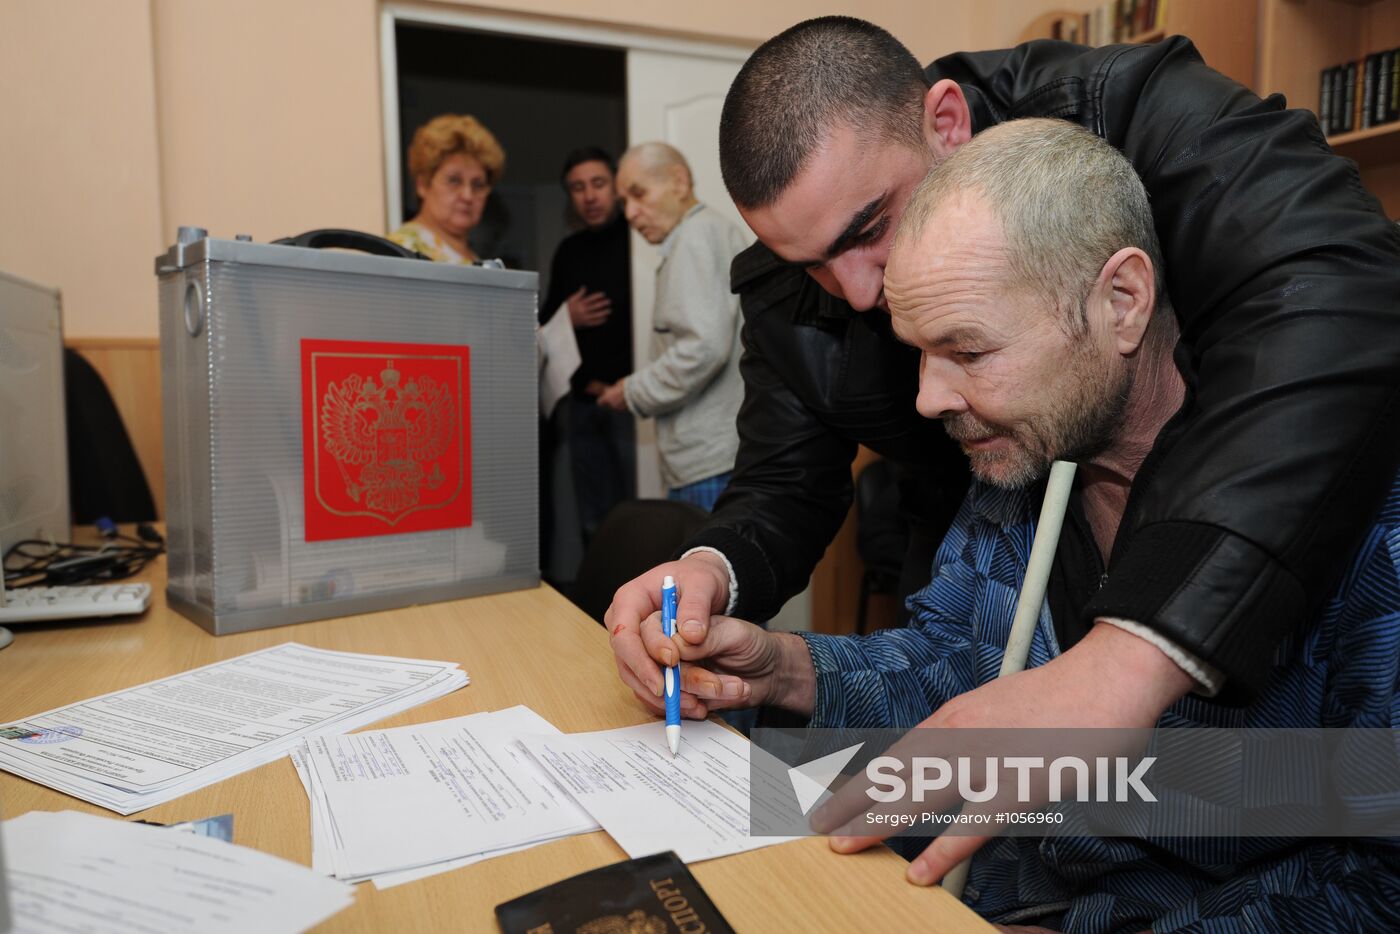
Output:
517 719 796 863
293 705 599 888
2 810 354 933
0 643 467 814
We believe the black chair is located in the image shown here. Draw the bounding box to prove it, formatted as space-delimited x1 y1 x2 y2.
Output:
854 459 908 634
64 349 156 524
569 499 710 625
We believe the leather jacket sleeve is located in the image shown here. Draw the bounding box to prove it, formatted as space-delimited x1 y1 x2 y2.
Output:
932 38 1400 701
684 253 859 621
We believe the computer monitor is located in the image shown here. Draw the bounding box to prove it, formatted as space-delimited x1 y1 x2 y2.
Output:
0 270 70 563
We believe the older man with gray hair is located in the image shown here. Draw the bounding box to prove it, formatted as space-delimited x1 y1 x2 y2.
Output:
596 142 748 510
614 118 1400 929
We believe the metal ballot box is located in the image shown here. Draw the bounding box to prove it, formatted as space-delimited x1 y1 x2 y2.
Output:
156 228 538 634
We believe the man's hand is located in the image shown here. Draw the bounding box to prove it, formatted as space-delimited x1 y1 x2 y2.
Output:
815 622 1194 886
606 554 731 713
631 613 812 718
583 379 609 398
596 379 628 411
567 286 612 328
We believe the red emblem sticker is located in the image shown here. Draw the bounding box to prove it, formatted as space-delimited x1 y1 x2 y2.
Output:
301 339 470 542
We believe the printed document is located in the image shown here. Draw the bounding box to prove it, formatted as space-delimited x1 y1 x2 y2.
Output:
296 705 597 884
537 303 581 417
517 719 795 863
0 643 468 813
2 810 353 933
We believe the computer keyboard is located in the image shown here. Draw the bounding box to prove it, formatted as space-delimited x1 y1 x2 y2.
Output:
0 583 152 624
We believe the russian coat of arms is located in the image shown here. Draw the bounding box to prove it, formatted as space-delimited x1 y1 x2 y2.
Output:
301 340 471 542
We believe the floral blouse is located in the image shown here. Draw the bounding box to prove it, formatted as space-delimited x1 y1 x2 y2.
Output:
388 222 474 265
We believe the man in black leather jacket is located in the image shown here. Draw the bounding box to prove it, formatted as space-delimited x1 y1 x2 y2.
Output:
607 20 1399 732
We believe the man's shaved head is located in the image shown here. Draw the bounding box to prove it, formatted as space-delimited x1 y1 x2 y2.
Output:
719 16 928 209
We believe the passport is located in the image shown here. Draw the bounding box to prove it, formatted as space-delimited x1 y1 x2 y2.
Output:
495 851 735 934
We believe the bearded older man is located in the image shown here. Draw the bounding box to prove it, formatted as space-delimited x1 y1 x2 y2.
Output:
619 119 1400 931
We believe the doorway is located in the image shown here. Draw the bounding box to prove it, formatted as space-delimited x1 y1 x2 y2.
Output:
393 23 626 296
392 24 632 583
381 9 788 602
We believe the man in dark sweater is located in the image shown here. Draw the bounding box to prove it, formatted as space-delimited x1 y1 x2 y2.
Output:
541 148 635 542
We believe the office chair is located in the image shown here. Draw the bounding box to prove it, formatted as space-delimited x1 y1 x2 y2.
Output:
64 349 156 523
854 459 908 635
569 499 710 625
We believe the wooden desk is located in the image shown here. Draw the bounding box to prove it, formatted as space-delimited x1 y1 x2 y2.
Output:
0 563 991 932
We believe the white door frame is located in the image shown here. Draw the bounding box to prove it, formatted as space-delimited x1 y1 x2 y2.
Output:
378 3 752 230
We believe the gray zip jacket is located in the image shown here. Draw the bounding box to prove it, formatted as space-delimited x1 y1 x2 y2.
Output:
624 203 748 489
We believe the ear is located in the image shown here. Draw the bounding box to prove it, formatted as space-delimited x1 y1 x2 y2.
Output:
668 164 692 197
1096 247 1156 356
414 173 431 202
922 79 973 156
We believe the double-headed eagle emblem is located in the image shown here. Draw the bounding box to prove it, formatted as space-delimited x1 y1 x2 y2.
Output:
319 360 456 520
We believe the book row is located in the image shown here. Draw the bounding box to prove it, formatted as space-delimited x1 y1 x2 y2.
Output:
1320 50 1400 137
1048 0 1168 47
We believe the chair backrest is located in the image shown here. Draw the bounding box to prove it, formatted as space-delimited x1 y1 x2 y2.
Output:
569 498 710 625
64 348 156 523
855 459 908 578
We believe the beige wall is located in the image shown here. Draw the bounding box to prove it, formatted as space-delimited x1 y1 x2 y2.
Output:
964 1 1101 50
0 0 165 339
1 0 976 340
433 0 969 63
152 0 386 252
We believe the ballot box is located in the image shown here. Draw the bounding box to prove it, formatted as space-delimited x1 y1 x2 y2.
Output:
156 228 538 634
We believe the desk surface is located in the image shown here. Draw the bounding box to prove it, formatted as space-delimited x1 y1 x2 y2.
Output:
0 562 990 932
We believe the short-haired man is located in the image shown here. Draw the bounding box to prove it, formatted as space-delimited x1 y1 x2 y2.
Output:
541 148 634 541
620 119 1400 929
607 19 1400 752
596 143 749 511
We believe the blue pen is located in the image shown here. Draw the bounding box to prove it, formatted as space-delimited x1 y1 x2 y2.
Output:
661 575 681 756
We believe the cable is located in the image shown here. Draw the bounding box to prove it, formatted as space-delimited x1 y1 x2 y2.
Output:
3 524 165 588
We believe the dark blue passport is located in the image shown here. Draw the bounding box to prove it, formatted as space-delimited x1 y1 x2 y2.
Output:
495 851 735 933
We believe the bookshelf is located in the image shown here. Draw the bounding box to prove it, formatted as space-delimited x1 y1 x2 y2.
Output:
1021 0 1400 216
1259 0 1400 215
1018 2 1257 90
1129 28 1166 45
1326 121 1400 163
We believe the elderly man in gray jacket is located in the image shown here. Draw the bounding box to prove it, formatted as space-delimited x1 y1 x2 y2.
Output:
597 142 749 511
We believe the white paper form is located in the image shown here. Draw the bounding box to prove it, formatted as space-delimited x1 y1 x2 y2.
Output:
2 810 353 934
291 745 545 890
537 302 581 418
517 720 796 863
290 747 335 876
368 839 541 890
0 643 468 813
301 706 597 882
